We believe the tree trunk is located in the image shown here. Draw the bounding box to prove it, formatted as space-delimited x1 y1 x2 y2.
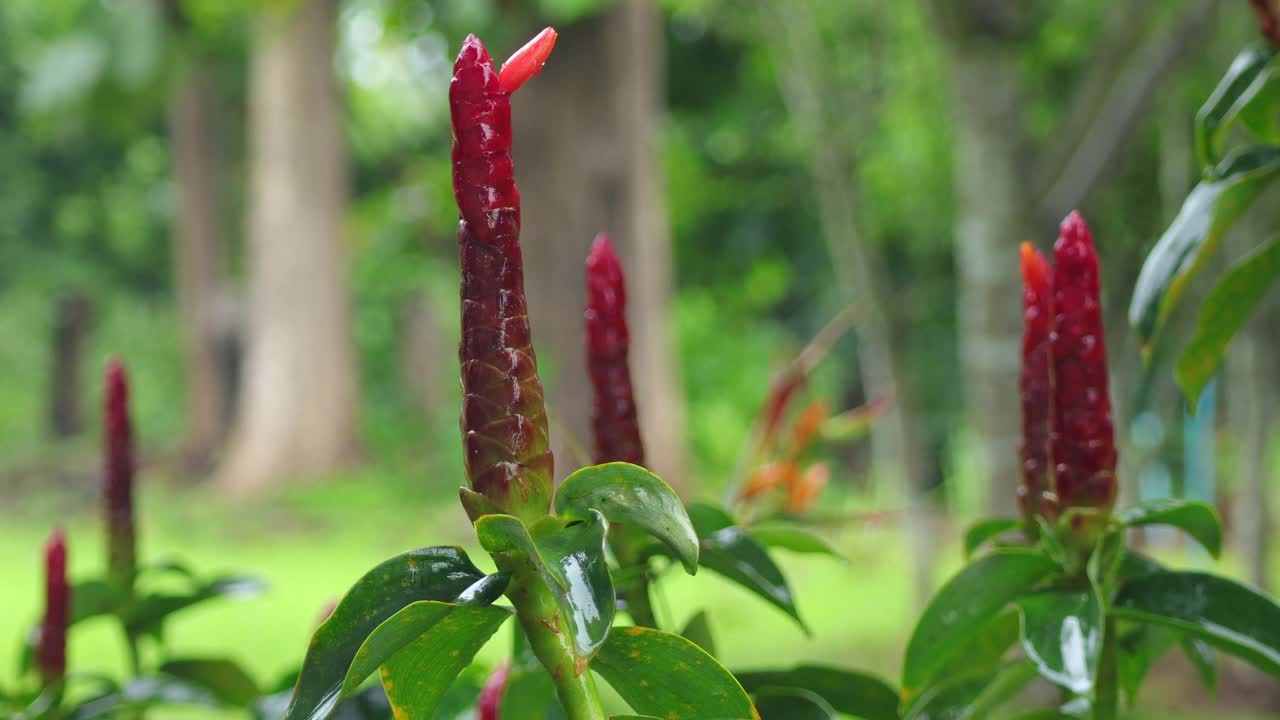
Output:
216 0 361 496
513 0 688 488
762 0 934 604
169 53 230 473
400 289 449 420
47 292 92 439
928 6 1032 516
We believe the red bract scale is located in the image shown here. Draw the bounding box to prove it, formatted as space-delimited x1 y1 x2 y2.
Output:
104 357 136 588
758 369 805 451
477 661 510 720
1018 243 1056 522
585 233 645 466
38 528 69 685
451 31 556 522
1050 212 1117 511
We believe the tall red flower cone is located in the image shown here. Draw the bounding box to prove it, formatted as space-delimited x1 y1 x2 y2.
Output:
103 357 137 590
38 528 69 685
585 233 645 467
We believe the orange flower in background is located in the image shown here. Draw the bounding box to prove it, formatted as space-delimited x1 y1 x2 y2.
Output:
741 461 799 501
786 399 829 459
787 462 830 514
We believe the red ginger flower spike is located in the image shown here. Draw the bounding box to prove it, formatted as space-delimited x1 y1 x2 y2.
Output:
1051 212 1117 511
477 661 510 720
451 32 555 522
586 233 645 466
38 527 69 685
1018 243 1056 523
103 357 136 590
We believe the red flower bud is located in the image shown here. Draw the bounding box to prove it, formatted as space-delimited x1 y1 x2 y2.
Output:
103 357 136 589
38 528 69 685
1050 212 1117 511
451 33 556 522
1018 243 1056 522
477 662 510 720
585 233 645 466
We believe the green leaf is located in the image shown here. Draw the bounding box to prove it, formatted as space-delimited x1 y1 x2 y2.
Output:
1129 145 1280 349
1118 499 1222 557
284 546 490 720
1112 571 1280 677
936 608 1023 680
679 610 717 657
1015 586 1104 694
476 512 616 661
160 658 259 707
1175 236 1280 406
903 663 1035 720
1237 58 1280 144
126 574 268 635
555 462 699 574
1183 637 1218 693
749 526 843 559
1195 46 1276 167
963 518 1022 558
377 603 511 719
902 549 1058 699
592 627 757 720
734 665 898 720
752 687 836 720
1116 624 1176 705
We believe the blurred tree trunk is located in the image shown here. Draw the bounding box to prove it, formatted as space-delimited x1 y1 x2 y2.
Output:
47 292 92 439
761 0 935 604
927 2 1032 516
216 0 361 496
1227 193 1279 591
169 54 230 473
514 0 688 489
400 289 448 420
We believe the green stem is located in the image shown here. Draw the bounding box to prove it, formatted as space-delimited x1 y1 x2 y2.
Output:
1095 615 1119 720
499 557 606 720
622 576 658 629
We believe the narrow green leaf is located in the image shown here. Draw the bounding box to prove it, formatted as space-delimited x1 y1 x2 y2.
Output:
1116 624 1176 706
963 518 1022 558
125 574 268 635
592 627 757 720
679 610 716 657
1195 46 1276 167
1118 499 1223 557
377 604 511 719
734 665 898 720
476 513 616 662
1237 58 1280 143
555 462 699 574
283 546 489 720
1016 586 1104 694
1175 236 1280 406
749 526 843 559
935 608 1022 681
902 549 1058 698
752 687 836 720
160 659 259 707
1112 571 1280 677
902 663 1028 720
1129 145 1280 348
1182 637 1217 694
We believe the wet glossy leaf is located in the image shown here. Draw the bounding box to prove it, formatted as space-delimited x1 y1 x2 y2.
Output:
1174 236 1280 406
476 512 616 661
963 518 1022 558
592 627 757 720
734 665 898 720
161 658 259 707
752 687 835 720
749 526 842 559
126 574 267 635
680 610 716 657
902 549 1058 698
555 462 699 574
1016 586 1103 694
1112 571 1280 677
1119 499 1222 557
1195 46 1276 167
284 546 490 720
1129 145 1280 349
377 603 511 719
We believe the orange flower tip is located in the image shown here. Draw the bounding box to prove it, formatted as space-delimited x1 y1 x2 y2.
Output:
1019 242 1050 290
498 27 558 95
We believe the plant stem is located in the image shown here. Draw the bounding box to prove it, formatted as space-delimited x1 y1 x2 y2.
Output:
499 558 606 720
1095 615 1119 720
622 576 659 629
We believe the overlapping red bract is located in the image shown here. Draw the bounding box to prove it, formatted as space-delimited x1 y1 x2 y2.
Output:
1017 212 1117 522
39 528 69 684
450 34 554 520
585 233 645 466
103 357 136 585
